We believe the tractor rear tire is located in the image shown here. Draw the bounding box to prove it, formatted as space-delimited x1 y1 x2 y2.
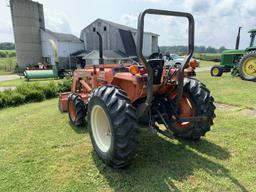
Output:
210 65 223 77
171 78 216 140
67 93 86 127
88 86 138 168
239 51 256 81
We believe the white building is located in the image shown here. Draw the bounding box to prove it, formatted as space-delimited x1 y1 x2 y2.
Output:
41 29 84 67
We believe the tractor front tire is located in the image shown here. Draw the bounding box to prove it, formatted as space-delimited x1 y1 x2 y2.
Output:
88 86 138 168
239 51 256 81
210 65 223 77
171 78 216 140
67 93 86 127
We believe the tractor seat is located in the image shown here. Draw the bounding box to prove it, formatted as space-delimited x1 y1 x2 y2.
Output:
147 59 164 84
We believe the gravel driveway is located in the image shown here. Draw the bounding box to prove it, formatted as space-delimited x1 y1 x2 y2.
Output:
0 75 20 82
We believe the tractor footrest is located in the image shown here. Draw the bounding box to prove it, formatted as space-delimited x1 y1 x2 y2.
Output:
178 116 207 123
155 127 174 139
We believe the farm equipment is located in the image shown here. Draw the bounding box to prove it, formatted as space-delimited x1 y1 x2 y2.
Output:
211 27 256 81
23 39 66 80
23 63 64 80
59 9 216 168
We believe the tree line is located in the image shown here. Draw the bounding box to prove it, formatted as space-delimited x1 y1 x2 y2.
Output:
0 42 15 50
160 45 226 54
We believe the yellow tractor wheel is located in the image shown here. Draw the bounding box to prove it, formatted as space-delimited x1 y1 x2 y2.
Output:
210 65 223 77
240 51 256 81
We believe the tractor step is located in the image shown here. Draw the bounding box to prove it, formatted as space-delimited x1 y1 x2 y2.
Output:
178 116 207 123
154 125 174 139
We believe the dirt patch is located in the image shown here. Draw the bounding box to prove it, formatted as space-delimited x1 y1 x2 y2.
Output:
214 102 240 111
240 109 256 117
195 67 211 72
215 102 256 117
0 75 20 82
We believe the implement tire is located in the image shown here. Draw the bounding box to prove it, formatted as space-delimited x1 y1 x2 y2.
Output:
67 93 86 126
170 78 216 140
88 86 138 168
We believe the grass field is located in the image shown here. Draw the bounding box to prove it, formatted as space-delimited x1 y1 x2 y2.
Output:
197 72 256 109
0 57 16 75
0 78 64 87
194 53 221 62
0 50 16 54
198 60 217 68
0 100 255 191
0 69 256 191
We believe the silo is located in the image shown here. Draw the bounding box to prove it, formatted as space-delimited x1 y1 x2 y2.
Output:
10 0 45 70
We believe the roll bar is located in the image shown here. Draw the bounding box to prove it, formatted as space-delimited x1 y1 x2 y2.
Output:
136 9 195 116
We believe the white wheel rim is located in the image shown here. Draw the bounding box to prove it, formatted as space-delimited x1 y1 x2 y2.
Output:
91 105 112 152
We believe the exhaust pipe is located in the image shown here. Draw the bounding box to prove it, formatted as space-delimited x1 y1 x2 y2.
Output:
96 31 104 64
235 27 242 50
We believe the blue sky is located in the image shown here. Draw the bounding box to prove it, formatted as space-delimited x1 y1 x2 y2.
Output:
1 0 256 49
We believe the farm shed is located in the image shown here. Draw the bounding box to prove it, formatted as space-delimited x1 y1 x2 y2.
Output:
80 19 159 57
80 50 129 65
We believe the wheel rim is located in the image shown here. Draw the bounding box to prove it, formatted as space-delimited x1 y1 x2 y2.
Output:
91 105 112 153
68 101 76 121
173 95 194 129
242 57 256 77
212 68 219 75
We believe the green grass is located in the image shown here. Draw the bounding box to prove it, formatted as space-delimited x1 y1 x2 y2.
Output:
0 99 255 191
0 71 14 76
0 57 16 75
199 60 217 68
197 72 256 109
0 79 24 87
0 78 64 87
0 50 16 54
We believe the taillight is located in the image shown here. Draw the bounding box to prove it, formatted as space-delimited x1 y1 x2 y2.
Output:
189 59 198 68
129 65 139 75
139 67 146 75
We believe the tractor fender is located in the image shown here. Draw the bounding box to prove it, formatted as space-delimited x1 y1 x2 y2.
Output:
111 73 147 102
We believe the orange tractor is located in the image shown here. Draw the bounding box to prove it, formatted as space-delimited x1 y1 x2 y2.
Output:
59 9 216 168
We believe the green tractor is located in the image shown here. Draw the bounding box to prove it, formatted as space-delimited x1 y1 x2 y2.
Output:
211 27 256 81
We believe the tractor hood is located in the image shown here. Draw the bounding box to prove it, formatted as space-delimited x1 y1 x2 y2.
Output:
248 28 256 33
222 49 245 55
245 47 256 52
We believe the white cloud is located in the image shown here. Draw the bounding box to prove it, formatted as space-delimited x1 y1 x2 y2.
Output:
129 0 172 2
186 0 210 13
45 12 72 33
0 19 12 34
120 14 137 28
0 19 13 42
123 0 256 48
